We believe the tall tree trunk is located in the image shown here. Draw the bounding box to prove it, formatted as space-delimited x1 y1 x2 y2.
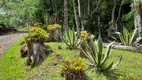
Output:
73 0 80 35
108 0 117 37
134 0 142 37
133 0 142 52
91 0 103 16
116 0 123 32
64 0 68 29
77 0 84 30
87 0 90 15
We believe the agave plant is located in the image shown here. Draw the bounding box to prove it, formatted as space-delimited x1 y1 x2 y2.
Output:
81 35 122 71
62 28 80 50
115 27 136 46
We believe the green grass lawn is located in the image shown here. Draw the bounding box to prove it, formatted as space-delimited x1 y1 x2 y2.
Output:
0 38 142 80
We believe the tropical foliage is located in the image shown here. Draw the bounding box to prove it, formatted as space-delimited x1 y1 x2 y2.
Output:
25 27 49 42
0 0 134 38
0 0 37 30
80 30 95 41
59 58 87 80
59 58 86 75
62 28 80 50
115 27 135 46
81 35 122 71
47 24 61 31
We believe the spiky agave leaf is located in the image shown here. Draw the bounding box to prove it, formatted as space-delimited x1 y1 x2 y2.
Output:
62 28 80 49
115 32 126 45
89 39 96 61
67 29 72 47
80 35 122 71
111 55 122 70
116 28 135 46
87 39 97 64
103 62 114 71
97 35 103 67
101 42 114 66
73 30 80 48
123 27 129 45
102 55 122 71
129 29 137 46
72 28 76 46
62 30 70 47
80 41 96 64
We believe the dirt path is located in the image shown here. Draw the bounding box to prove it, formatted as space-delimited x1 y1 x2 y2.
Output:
0 32 25 56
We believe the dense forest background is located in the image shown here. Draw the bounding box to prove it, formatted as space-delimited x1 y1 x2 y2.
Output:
0 0 133 38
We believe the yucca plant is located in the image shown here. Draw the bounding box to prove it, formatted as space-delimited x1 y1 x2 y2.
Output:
62 28 80 50
115 27 136 46
81 35 122 72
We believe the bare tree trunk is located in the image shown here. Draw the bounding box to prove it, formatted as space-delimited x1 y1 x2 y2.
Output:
91 0 103 16
77 0 84 30
53 29 62 41
134 0 142 37
133 0 142 52
108 0 117 36
112 0 117 27
55 0 58 24
87 0 90 15
116 0 123 32
64 0 68 29
26 41 51 67
65 70 88 80
73 0 80 35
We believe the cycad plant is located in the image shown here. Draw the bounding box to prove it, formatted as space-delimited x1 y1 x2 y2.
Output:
62 28 80 50
115 27 136 46
81 35 122 71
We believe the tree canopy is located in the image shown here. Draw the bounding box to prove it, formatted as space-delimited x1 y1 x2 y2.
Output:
0 0 134 37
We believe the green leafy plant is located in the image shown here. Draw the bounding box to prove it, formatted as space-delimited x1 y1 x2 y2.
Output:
47 24 61 31
115 28 136 46
62 28 80 50
59 58 87 80
80 30 95 42
41 25 47 30
80 30 95 58
25 27 49 42
81 35 122 71
46 24 62 42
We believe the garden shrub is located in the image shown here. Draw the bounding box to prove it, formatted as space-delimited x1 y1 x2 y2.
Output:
59 58 88 80
25 27 49 42
46 24 62 41
80 30 95 41
47 24 61 31
33 22 42 27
